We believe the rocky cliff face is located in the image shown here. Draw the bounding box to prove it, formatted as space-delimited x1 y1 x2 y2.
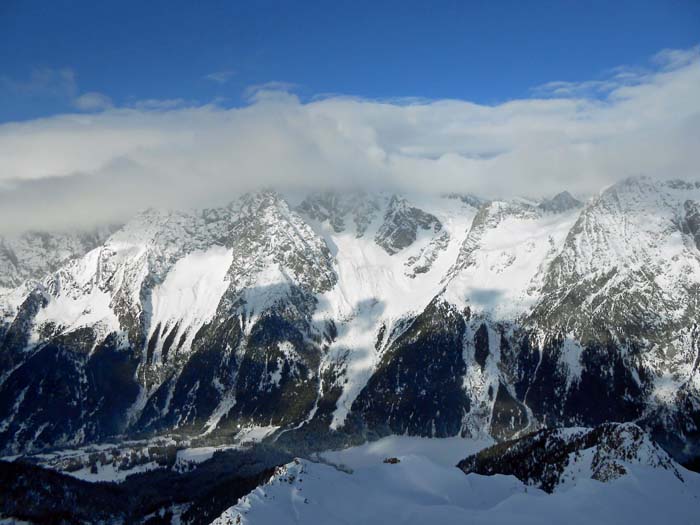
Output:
2 178 700 463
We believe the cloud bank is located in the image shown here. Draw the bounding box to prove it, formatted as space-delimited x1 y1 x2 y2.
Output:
0 46 698 234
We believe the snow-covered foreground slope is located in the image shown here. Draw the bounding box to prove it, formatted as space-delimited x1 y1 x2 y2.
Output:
211 434 700 525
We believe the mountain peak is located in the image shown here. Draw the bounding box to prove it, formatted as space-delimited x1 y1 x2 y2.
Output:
538 191 582 213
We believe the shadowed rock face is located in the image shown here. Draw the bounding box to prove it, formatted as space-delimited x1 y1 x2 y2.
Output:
489 382 528 441
0 332 140 454
375 195 442 255
458 422 683 493
683 199 700 250
473 323 489 370
351 299 470 437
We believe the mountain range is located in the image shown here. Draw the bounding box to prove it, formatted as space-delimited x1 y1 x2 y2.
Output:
1 175 699 466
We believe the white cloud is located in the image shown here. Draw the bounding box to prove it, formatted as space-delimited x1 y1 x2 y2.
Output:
72 91 113 111
0 46 698 234
652 45 700 70
533 46 700 100
204 70 235 84
244 81 299 102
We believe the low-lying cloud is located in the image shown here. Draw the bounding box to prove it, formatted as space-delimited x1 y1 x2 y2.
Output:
0 46 698 234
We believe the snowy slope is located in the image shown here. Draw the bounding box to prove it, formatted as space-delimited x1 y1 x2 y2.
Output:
210 433 700 525
443 199 581 319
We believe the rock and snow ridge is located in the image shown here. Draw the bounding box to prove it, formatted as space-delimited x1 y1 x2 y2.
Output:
457 422 684 492
1 178 700 465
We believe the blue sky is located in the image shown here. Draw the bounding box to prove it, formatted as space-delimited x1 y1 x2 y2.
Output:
1 0 699 122
0 0 699 233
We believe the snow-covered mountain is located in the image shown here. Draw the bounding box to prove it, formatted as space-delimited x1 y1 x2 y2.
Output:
1 176 700 465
